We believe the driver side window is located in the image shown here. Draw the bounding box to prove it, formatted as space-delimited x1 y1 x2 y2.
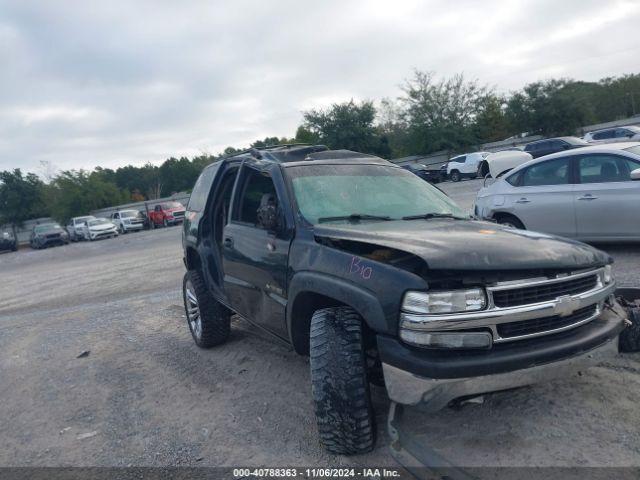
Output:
233 169 278 229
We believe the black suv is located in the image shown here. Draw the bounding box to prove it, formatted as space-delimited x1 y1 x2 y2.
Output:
523 136 588 158
181 144 629 454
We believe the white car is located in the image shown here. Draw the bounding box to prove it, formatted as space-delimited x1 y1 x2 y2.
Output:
584 126 640 144
474 142 640 242
66 216 96 241
111 209 145 234
446 152 490 182
85 218 119 241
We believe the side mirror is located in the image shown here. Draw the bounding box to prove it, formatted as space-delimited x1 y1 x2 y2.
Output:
256 204 280 232
631 168 640 181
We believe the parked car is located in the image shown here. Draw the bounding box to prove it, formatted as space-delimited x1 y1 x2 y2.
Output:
66 216 96 241
474 142 640 241
85 218 119 241
584 126 640 144
110 209 145 234
180 144 634 455
445 151 490 182
523 137 589 159
401 163 441 183
148 201 186 227
0 229 17 252
30 223 69 249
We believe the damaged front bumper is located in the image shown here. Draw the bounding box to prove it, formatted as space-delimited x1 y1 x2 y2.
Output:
379 301 627 412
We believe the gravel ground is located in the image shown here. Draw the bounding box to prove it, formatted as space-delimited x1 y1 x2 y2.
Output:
0 183 639 471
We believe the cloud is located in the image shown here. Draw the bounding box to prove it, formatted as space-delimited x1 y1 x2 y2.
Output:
0 0 638 173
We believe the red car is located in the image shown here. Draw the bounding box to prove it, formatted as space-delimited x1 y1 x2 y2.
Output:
148 201 186 228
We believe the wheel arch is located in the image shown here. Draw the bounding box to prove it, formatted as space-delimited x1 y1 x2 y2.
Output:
493 211 526 229
184 246 202 271
287 272 387 355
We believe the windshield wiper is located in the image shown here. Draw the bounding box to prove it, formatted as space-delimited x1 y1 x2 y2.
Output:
402 212 468 221
318 213 392 223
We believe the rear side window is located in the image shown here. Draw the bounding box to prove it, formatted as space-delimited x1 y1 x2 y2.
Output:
188 162 220 212
578 154 640 183
525 142 541 151
521 158 570 186
592 130 614 140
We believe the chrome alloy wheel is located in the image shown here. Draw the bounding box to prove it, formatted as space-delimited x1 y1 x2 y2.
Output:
185 280 202 339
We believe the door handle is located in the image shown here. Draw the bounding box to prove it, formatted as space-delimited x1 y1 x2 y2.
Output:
578 194 598 201
223 237 234 247
515 198 531 204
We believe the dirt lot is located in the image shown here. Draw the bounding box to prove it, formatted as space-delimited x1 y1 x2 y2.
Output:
0 182 639 470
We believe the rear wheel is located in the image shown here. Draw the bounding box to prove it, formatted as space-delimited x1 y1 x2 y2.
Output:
496 214 525 230
183 270 230 348
310 307 375 455
450 170 460 182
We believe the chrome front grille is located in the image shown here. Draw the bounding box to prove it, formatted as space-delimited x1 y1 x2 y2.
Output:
497 304 598 339
492 274 598 308
400 267 615 345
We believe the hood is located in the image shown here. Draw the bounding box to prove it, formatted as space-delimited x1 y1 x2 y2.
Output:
313 219 610 271
89 223 115 231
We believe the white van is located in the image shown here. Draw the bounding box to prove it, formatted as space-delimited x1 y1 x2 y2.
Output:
446 152 490 182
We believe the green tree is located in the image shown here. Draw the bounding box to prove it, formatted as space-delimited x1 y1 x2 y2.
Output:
474 95 511 143
48 170 128 222
505 79 596 136
399 71 493 154
301 100 390 156
0 169 47 235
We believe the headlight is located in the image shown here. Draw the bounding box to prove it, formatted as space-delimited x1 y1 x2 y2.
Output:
402 288 486 314
603 264 613 284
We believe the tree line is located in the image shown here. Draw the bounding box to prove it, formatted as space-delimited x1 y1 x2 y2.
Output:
2 70 639 229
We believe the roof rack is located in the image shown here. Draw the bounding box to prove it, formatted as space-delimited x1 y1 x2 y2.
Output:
223 144 329 162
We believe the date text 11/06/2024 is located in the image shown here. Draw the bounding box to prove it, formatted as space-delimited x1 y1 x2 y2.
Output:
232 468 401 478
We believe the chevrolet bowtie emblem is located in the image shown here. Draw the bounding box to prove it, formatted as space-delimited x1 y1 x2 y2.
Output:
554 295 579 317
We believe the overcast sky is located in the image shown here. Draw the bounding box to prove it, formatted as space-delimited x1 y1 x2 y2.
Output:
1 0 639 175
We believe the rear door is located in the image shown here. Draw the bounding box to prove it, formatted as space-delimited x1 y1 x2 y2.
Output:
574 153 640 240
222 165 292 338
506 156 576 237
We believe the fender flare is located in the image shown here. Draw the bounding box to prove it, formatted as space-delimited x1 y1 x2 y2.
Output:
287 271 388 351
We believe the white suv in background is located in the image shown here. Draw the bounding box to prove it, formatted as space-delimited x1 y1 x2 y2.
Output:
446 151 490 182
584 126 640 144
111 209 145 234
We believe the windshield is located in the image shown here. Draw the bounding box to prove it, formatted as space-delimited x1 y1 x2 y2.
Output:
120 210 139 218
34 224 61 233
75 216 94 223
287 164 465 225
88 219 110 227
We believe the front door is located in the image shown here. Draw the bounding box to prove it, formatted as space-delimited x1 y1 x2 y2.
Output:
574 153 640 240
222 166 291 338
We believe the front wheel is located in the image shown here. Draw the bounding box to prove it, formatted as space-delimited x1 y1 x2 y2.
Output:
450 170 460 182
163 218 169 228
183 270 230 348
310 307 375 455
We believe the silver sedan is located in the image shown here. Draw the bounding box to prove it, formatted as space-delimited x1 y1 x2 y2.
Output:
474 142 640 242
